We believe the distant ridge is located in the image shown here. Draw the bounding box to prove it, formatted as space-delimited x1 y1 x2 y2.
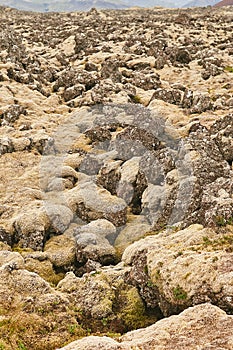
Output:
182 0 218 7
0 0 178 12
0 0 128 12
0 0 231 11
214 0 233 6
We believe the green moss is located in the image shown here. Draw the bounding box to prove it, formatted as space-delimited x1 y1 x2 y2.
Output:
224 66 233 73
174 251 183 258
12 246 33 254
130 95 142 104
173 285 187 300
0 303 86 350
202 233 233 251
101 318 108 326
67 323 80 335
211 216 233 227
202 236 212 245
17 342 27 350
227 217 233 225
118 287 156 330
152 270 161 281
215 215 227 227
144 265 149 274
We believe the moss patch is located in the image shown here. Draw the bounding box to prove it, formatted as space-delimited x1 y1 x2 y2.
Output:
117 287 157 331
0 302 86 350
173 285 187 300
224 66 233 73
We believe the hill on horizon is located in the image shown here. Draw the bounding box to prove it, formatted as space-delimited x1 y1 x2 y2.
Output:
0 0 225 11
0 0 127 12
214 0 233 6
182 0 218 7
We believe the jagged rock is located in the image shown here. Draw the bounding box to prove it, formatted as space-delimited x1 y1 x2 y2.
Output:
210 114 233 163
150 88 182 106
166 46 192 65
0 266 51 300
58 336 122 350
123 225 233 316
113 125 161 160
129 71 161 90
54 68 99 92
30 132 54 154
57 264 155 332
57 271 115 319
89 79 122 105
199 57 223 80
101 58 122 83
154 54 167 69
97 160 122 195
44 232 76 271
0 227 13 246
181 89 193 109
85 61 98 72
189 94 213 114
116 157 140 204
13 207 51 250
58 304 233 350
200 177 233 226
63 84 85 102
74 219 117 265
24 252 63 285
114 215 151 255
0 137 14 155
0 5 233 350
0 104 26 125
13 205 73 250
67 180 127 226
0 250 25 270
85 125 112 143
78 154 105 176
7 67 33 84
11 136 31 152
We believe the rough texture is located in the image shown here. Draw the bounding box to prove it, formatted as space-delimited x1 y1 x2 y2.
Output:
0 4 233 350
58 303 233 350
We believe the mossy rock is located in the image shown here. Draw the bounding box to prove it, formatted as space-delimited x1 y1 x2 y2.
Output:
24 256 64 286
117 286 157 331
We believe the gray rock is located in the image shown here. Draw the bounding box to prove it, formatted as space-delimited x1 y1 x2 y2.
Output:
0 104 26 126
101 58 122 83
68 180 127 226
0 137 14 155
74 219 117 265
63 84 85 102
151 88 182 106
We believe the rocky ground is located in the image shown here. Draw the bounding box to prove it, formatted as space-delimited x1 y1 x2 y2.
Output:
0 4 233 350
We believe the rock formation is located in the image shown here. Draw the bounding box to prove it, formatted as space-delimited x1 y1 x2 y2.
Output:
0 4 233 350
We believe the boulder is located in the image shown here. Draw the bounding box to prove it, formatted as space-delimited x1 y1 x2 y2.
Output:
123 225 233 316
114 215 151 255
67 180 127 226
13 207 51 250
0 250 25 270
44 232 76 271
58 304 233 350
74 219 117 265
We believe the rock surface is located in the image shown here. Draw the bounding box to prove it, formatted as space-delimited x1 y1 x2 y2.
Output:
58 303 233 350
0 4 233 350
